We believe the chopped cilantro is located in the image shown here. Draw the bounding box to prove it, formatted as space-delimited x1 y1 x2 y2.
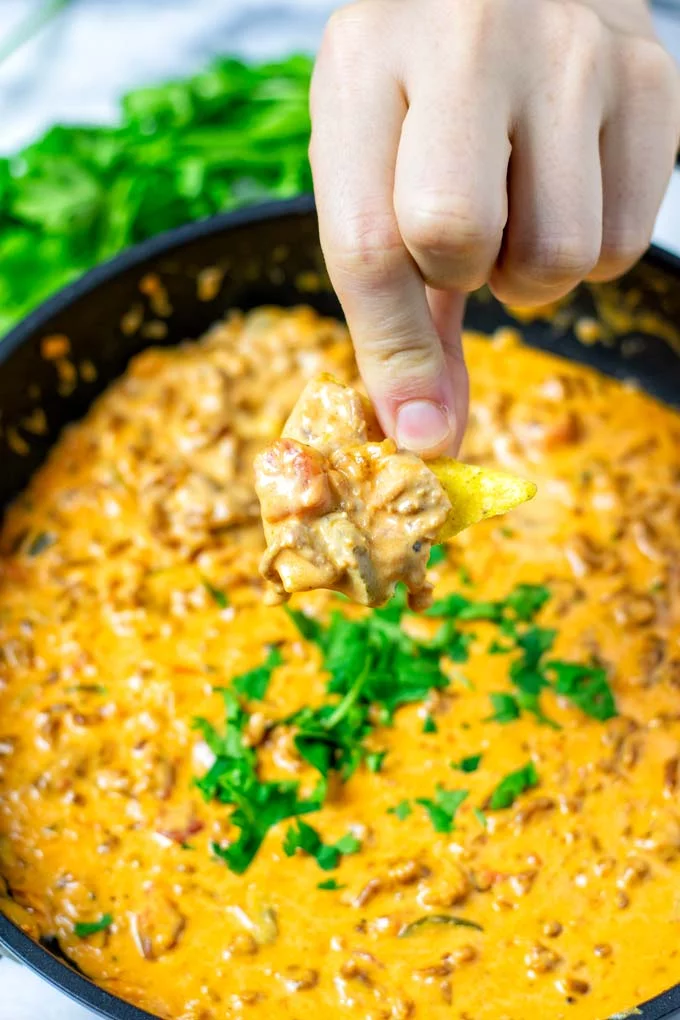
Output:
488 762 539 810
232 646 282 701
451 753 482 773
504 583 551 622
423 714 438 734
427 544 447 567
473 807 488 828
73 914 113 938
488 639 513 655
427 582 549 626
458 566 474 586
284 605 325 645
509 626 557 694
195 689 321 874
365 750 387 773
487 692 521 724
417 786 469 833
548 661 617 721
388 800 412 820
318 879 346 891
203 579 228 609
284 820 361 871
211 779 321 875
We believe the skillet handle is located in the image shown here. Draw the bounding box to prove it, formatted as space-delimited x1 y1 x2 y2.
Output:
652 163 680 259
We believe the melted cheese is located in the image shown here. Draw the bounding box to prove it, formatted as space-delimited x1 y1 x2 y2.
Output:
0 307 679 1020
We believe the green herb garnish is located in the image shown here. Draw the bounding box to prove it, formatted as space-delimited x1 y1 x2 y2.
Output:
458 566 474 587
283 820 361 871
232 646 282 701
416 786 469 833
473 807 488 828
427 544 447 567
423 714 438 734
365 750 387 773
548 661 617 722
203 579 229 609
73 914 113 938
195 689 321 874
451 753 482 773
388 800 412 821
317 879 346 891
488 762 539 810
487 692 521 724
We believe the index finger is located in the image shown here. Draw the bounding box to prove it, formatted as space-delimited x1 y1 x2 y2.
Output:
309 9 462 457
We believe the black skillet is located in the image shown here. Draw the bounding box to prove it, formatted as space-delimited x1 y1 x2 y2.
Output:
0 195 679 1020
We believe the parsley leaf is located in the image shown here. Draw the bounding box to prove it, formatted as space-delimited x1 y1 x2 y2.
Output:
509 627 556 694
451 753 482 773
417 786 469 833
73 914 113 938
427 544 447 567
487 692 521 724
195 688 321 874
548 661 617 721
232 646 282 701
458 566 474 587
488 762 539 810
473 807 488 828
284 605 325 646
388 800 412 820
203 578 228 609
504 583 551 621
318 879 346 891
284 820 361 871
212 780 321 875
423 714 438 734
365 750 387 773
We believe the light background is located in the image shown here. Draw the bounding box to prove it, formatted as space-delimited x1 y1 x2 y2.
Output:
0 2 678 1017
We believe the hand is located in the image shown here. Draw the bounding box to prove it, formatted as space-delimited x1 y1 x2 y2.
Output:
310 0 680 456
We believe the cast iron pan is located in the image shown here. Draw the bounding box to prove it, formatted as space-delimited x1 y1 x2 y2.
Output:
0 195 679 1020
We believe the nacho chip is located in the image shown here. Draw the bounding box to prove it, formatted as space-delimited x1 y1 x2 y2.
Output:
429 458 537 540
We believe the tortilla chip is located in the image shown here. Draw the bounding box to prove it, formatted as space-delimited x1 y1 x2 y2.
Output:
429 458 537 540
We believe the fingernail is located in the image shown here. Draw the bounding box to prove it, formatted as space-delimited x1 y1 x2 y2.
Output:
395 399 454 455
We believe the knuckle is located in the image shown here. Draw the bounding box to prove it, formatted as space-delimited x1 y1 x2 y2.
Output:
598 228 651 274
509 235 600 289
321 3 381 65
327 212 406 284
547 0 602 49
542 1 606 88
400 196 502 261
625 39 680 98
367 336 439 381
313 5 371 100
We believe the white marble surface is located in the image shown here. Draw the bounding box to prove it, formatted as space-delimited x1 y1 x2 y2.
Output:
0 2 679 1019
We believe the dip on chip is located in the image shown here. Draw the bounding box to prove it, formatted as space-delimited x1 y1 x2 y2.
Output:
254 375 536 609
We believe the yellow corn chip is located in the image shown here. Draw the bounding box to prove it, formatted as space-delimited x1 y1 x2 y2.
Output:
429 458 537 540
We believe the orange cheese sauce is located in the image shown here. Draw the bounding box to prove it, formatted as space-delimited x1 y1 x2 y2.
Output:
1 307 679 1020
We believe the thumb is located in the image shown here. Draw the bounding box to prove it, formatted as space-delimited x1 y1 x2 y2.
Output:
427 287 469 454
338 263 466 458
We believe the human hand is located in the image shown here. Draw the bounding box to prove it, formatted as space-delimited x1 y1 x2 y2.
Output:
310 0 680 456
